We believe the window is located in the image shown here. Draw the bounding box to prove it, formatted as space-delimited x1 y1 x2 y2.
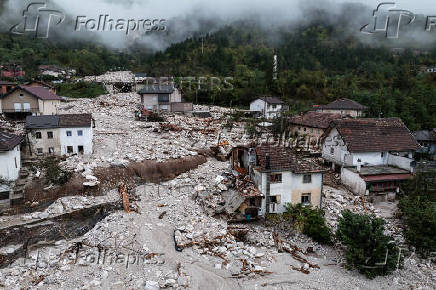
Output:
270 173 282 183
47 132 53 139
381 152 385 158
303 128 307 132
272 105 277 109
66 131 72 137
23 103 30 112
301 194 311 205
298 127 301 131
35 132 42 139
303 174 312 183
78 146 84 154
77 130 83 136
19 93 24 97
14 103 22 112
270 195 281 204
330 147 334 155
48 147 54 154
67 146 73 153
36 148 43 154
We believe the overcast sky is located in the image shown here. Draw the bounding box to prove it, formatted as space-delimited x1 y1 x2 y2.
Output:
3 0 436 49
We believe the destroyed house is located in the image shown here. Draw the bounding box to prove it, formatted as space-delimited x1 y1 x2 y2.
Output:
321 118 420 202
139 85 192 112
25 114 94 156
414 129 436 160
0 85 61 117
289 111 341 150
233 145 327 215
315 98 366 117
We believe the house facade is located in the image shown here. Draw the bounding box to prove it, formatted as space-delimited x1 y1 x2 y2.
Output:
289 111 341 150
0 131 23 181
139 85 187 112
232 145 326 215
322 118 420 201
250 97 286 119
414 129 436 160
315 98 366 117
25 114 94 156
0 85 61 116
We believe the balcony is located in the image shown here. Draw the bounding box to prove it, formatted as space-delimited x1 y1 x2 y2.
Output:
2 108 39 113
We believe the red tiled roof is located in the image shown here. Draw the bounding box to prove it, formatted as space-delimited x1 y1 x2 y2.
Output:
21 86 61 100
1 85 61 100
255 145 327 173
289 111 341 129
331 118 420 152
59 114 92 127
320 98 366 110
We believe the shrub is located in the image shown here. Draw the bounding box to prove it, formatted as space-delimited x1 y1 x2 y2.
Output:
285 203 332 245
56 81 107 98
336 210 402 279
39 157 72 185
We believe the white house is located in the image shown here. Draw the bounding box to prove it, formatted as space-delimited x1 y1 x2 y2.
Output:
26 114 94 156
0 131 23 181
232 145 327 216
322 118 420 201
250 97 286 119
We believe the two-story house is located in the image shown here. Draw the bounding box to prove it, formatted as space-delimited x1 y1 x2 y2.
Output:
250 97 286 119
232 145 327 216
25 114 94 156
139 85 190 112
314 98 366 117
322 118 420 202
289 111 341 150
0 131 23 181
0 85 61 117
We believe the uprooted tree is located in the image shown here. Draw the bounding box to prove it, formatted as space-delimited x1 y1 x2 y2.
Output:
336 210 402 279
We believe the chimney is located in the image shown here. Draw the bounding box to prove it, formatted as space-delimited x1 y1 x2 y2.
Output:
266 153 271 170
357 158 362 173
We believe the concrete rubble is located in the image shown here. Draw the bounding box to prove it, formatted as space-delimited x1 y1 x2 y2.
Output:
0 90 435 289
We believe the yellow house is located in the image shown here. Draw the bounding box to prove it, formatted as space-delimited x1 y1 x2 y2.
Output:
0 85 61 116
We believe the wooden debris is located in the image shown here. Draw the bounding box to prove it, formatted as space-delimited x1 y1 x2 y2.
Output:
119 182 131 213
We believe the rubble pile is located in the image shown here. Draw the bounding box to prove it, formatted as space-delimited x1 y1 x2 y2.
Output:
82 71 135 83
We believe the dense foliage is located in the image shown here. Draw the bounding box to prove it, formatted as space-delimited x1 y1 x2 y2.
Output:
285 203 332 245
399 171 436 257
1 22 435 130
55 81 107 98
336 210 402 279
39 157 72 185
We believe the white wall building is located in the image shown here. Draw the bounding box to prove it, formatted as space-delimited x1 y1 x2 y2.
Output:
139 85 183 112
250 97 286 119
26 114 94 157
0 132 23 181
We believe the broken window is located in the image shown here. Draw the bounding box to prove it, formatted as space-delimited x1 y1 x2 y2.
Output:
36 148 43 154
269 195 281 204
270 173 282 183
303 174 312 183
67 146 73 154
78 146 84 154
35 132 42 139
47 131 53 139
66 131 72 137
48 147 54 154
301 193 311 205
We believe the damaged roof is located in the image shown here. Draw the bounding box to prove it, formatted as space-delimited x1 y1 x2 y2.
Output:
0 131 23 151
289 111 341 129
254 96 284 105
330 118 420 152
255 145 327 173
1 85 61 100
413 130 436 142
319 98 366 110
26 114 92 129
139 85 175 94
